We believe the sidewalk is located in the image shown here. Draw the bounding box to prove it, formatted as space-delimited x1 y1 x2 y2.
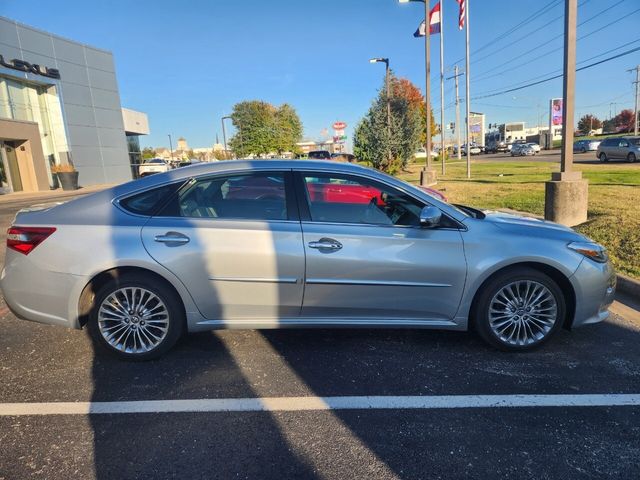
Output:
0 184 114 205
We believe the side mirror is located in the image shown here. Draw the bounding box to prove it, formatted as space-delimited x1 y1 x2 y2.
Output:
420 206 442 228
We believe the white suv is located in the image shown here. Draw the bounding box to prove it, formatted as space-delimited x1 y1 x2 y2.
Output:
139 158 171 177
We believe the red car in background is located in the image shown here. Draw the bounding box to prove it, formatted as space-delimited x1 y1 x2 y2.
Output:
226 174 447 204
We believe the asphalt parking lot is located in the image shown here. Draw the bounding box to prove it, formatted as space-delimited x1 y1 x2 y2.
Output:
1 192 639 479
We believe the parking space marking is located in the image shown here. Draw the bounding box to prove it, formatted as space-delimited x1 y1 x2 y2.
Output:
1 394 640 416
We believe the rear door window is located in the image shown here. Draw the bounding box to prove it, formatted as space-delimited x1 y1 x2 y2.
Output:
159 172 290 221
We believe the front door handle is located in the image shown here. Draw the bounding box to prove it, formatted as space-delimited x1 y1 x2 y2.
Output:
308 238 342 251
154 232 190 245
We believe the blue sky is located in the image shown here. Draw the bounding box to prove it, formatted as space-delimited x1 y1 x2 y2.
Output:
3 0 639 149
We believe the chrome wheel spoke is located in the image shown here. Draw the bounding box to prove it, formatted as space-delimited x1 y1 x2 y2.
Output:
98 286 169 354
488 280 558 346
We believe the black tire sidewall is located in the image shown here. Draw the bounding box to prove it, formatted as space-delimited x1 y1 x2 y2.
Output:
599 153 607 162
87 272 185 361
473 268 566 352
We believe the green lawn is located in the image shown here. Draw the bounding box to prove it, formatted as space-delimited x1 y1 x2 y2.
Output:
396 159 640 279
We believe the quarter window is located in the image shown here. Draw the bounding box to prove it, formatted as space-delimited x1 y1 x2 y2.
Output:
160 172 288 221
119 182 183 216
302 174 423 226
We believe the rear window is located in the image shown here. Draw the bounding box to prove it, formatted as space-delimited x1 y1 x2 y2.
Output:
119 182 184 215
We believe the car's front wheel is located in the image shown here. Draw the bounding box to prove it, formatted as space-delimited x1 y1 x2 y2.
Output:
87 272 185 360
473 268 566 351
627 152 636 163
599 153 608 162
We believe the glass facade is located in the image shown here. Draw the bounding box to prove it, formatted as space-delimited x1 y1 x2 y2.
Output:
0 74 69 185
126 134 142 179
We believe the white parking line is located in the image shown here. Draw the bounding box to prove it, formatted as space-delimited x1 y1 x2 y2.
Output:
1 394 640 416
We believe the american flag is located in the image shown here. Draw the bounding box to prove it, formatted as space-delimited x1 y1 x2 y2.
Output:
456 0 466 30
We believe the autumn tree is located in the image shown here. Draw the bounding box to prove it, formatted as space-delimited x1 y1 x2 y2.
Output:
354 73 424 172
614 109 636 133
577 114 602 134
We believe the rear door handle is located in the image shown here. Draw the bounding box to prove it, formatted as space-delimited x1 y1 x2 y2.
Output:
154 232 190 245
308 238 342 251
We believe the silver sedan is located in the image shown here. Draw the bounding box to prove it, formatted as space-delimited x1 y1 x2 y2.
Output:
1 160 616 359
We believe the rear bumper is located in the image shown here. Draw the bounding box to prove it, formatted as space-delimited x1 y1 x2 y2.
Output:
0 255 86 329
570 259 616 328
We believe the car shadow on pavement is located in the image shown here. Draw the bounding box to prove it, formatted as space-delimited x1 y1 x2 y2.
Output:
255 315 640 478
87 330 319 479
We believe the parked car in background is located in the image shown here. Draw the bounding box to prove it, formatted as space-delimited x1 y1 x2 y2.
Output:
417 185 447 202
486 140 508 153
526 143 541 154
460 144 481 155
138 158 171 177
415 147 438 160
2 160 615 359
511 144 536 157
330 153 356 162
597 137 640 163
573 139 601 153
308 150 331 160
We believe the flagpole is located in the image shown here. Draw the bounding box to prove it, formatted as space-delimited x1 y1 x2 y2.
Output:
465 0 471 179
439 0 445 175
424 0 433 177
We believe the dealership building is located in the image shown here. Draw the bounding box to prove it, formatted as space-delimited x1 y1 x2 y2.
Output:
0 16 148 192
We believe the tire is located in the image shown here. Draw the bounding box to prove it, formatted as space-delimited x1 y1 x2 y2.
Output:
599 153 608 163
627 152 636 163
87 272 185 360
473 267 566 352
581 148 586 153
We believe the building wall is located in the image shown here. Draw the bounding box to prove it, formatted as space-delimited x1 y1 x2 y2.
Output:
0 16 132 185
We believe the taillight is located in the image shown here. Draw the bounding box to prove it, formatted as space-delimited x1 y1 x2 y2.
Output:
6 226 56 255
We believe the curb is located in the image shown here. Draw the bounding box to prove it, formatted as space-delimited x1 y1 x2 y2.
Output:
617 274 640 298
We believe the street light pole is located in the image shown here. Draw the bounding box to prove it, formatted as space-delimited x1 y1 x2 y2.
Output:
369 58 391 137
221 116 230 159
167 134 174 162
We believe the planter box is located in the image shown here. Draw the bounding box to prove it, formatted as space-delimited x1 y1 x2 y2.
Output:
56 171 79 191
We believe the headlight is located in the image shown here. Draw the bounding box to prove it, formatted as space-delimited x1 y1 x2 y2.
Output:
568 241 608 263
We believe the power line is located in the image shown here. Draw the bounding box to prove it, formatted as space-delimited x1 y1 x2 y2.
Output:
470 0 594 68
476 36 640 91
447 0 564 67
473 0 633 83
471 45 640 100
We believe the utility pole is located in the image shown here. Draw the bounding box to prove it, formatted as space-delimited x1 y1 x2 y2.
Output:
629 65 640 136
221 116 230 159
544 0 587 227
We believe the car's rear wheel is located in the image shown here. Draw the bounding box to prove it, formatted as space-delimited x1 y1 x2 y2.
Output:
473 268 566 351
599 153 608 162
87 272 185 360
581 147 586 153
627 152 636 163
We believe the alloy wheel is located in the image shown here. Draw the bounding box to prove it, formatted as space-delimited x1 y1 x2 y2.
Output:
98 287 170 354
488 280 558 347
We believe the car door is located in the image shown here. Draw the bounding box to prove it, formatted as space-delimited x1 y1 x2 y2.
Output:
295 171 467 323
141 170 305 322
616 139 630 159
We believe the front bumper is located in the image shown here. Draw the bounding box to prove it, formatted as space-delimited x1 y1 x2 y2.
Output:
570 259 616 328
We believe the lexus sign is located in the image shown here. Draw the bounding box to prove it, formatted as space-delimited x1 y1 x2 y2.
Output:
0 54 61 79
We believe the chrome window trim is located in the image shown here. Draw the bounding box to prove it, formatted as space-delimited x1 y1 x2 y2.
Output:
295 168 467 231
